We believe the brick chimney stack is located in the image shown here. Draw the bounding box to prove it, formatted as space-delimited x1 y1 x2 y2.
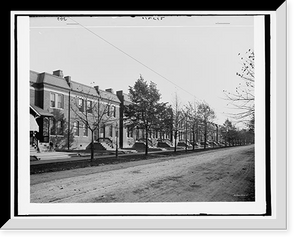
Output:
64 76 71 86
53 70 64 77
94 85 100 94
105 88 114 94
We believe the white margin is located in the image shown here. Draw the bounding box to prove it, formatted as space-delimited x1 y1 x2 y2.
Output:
5 6 287 229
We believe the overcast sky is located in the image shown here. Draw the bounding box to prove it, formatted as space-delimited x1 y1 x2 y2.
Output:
30 15 254 127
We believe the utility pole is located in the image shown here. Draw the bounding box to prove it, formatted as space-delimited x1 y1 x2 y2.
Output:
115 121 119 158
215 124 219 143
67 90 71 150
185 113 188 153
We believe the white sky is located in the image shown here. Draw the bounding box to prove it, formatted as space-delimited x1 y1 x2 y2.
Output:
30 15 254 127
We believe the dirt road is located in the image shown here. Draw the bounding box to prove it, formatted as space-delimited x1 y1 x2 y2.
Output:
31 145 255 203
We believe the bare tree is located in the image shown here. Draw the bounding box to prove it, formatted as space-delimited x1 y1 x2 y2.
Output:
223 49 254 125
197 102 216 149
185 102 200 151
49 109 74 149
171 93 182 152
70 86 114 161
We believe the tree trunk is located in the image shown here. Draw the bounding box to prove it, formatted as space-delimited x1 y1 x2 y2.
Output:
185 118 188 152
174 130 177 152
145 127 148 155
115 125 119 158
204 123 207 150
67 90 71 150
115 138 118 158
90 130 94 161
192 129 195 151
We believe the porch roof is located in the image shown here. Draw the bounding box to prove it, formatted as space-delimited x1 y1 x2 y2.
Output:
30 105 53 117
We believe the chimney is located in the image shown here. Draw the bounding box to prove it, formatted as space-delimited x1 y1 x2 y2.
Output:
53 70 64 77
64 76 71 85
105 88 114 94
94 85 99 94
116 90 124 102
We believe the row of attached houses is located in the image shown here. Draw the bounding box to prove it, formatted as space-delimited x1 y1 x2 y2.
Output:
30 69 135 151
30 69 223 152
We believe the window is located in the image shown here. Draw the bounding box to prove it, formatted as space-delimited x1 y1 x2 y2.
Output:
100 126 104 138
42 117 50 142
50 92 64 109
112 105 116 117
78 98 84 112
83 123 88 137
50 119 64 135
109 125 113 137
50 93 55 108
50 119 56 135
87 100 92 113
106 104 110 116
57 94 64 109
74 121 79 136
57 120 63 135
127 126 133 138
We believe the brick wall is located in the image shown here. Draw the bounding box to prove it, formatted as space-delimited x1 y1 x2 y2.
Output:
30 70 126 150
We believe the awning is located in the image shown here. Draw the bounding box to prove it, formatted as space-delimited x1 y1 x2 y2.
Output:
30 114 39 131
30 105 54 117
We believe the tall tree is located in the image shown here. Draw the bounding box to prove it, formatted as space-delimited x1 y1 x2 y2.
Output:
185 102 200 151
125 75 166 155
221 119 237 146
171 93 182 152
158 104 173 141
197 102 216 149
223 49 255 127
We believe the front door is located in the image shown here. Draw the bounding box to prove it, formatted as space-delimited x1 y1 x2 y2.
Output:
42 117 50 142
100 125 105 138
36 116 50 143
94 128 99 141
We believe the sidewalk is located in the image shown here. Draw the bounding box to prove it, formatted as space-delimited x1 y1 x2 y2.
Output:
31 151 77 160
30 146 243 174
29 146 210 166
30 149 140 165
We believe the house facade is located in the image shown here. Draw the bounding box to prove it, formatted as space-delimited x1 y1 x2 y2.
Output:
30 69 129 150
30 69 224 152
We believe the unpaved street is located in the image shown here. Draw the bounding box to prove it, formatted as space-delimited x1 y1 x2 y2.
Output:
31 145 255 203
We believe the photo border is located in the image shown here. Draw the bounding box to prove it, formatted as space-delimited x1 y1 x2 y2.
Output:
2 2 284 229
